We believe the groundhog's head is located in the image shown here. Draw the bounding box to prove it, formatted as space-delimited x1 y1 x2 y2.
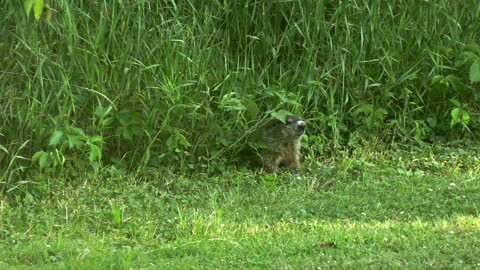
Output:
284 115 307 137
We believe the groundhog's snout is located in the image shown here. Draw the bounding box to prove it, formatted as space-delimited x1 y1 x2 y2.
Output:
296 121 306 135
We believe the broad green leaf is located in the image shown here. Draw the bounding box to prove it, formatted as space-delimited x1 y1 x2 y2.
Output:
24 0 34 17
39 152 50 169
219 93 246 112
451 108 460 120
463 51 478 63
450 119 458 128
374 108 388 120
426 117 437 128
116 112 130 126
49 131 64 146
88 135 104 144
286 93 301 106
366 115 375 129
375 108 388 115
123 127 133 141
116 111 143 126
130 126 143 139
101 117 115 128
470 60 480 83
245 98 259 120
89 144 102 161
272 91 287 102
445 74 464 91
68 127 85 136
95 105 108 118
34 0 44 20
431 75 444 85
450 108 461 127
95 105 112 118
465 43 480 56
176 133 191 148
32 151 47 162
270 110 292 123
273 91 301 106
67 135 83 149
352 104 374 116
449 98 461 108
90 135 103 142
462 111 470 123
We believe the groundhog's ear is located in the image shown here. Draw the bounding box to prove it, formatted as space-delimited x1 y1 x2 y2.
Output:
285 115 297 124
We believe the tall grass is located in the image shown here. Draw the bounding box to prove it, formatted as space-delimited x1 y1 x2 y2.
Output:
1 0 480 185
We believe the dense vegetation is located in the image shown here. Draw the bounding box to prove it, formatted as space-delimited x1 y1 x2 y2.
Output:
1 1 480 184
1 1 480 268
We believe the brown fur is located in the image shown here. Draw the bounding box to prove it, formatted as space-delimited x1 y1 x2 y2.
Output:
261 116 306 172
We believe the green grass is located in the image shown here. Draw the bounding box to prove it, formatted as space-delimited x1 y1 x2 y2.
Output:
1 152 479 269
2 1 480 268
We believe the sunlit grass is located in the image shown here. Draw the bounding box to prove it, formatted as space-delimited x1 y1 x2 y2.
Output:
1 157 479 268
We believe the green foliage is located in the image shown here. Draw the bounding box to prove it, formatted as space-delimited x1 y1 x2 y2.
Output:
449 98 471 129
2 1 480 183
114 110 144 141
31 127 103 172
269 110 294 123
471 60 480 83
353 104 388 130
465 43 480 83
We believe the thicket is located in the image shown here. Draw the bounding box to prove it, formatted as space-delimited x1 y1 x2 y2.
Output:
1 1 480 186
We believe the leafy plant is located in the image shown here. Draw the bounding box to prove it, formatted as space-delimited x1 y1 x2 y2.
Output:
166 128 192 161
32 127 103 172
464 44 480 84
352 104 388 130
449 98 471 130
114 110 144 142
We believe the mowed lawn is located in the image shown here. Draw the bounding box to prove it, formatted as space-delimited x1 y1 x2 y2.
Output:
1 160 479 269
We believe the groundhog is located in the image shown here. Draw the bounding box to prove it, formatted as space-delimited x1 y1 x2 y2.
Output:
261 115 306 172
